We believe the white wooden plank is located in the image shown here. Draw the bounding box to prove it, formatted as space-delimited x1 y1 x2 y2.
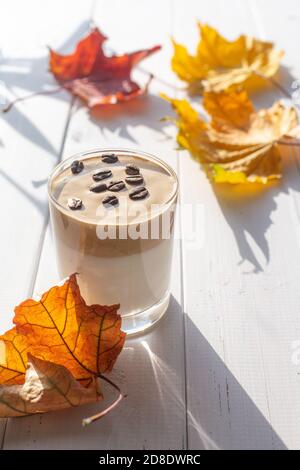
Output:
240 0 300 450
3 0 186 450
0 0 95 329
0 0 96 447
173 0 300 449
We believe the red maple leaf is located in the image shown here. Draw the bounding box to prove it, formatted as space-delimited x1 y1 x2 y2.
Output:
49 28 161 107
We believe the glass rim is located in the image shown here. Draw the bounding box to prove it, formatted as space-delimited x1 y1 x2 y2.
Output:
48 147 179 224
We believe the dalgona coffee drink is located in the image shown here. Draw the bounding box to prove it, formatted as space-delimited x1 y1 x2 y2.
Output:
48 149 178 335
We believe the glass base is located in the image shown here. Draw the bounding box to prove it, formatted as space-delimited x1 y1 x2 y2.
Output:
121 291 170 336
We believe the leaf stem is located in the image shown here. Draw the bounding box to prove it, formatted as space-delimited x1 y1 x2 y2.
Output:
138 66 185 91
2 86 63 113
98 372 122 394
82 373 126 426
82 390 125 426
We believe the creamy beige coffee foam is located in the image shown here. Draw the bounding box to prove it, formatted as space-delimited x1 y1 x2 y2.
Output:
52 154 176 225
49 152 177 318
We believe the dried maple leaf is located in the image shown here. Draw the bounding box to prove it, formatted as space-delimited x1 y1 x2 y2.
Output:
172 22 283 93
0 274 126 423
163 89 299 183
49 27 161 107
0 354 101 417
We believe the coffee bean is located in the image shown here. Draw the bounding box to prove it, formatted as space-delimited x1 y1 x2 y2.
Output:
92 169 112 181
125 174 144 185
108 180 126 192
68 197 83 210
89 182 107 193
102 194 119 206
125 163 140 175
129 186 149 200
71 160 84 174
101 153 118 164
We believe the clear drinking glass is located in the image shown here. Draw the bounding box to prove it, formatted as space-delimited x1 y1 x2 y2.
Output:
48 148 178 335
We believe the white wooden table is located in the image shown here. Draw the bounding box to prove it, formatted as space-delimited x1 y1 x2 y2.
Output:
1 0 300 450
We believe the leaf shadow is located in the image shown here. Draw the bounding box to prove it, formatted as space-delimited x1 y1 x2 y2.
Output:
88 92 172 144
213 182 278 273
0 21 92 154
212 145 300 273
250 65 297 108
0 168 45 216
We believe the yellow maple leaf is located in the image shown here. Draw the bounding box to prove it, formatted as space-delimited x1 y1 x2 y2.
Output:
163 89 299 184
0 274 126 423
172 23 283 93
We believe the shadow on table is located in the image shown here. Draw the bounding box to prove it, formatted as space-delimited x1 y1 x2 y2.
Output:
88 93 172 144
250 65 296 109
141 298 286 450
0 21 90 211
212 145 300 273
213 181 278 273
209 66 300 273
3 296 287 450
182 308 287 450
0 21 90 154
29 92 171 191
0 167 45 216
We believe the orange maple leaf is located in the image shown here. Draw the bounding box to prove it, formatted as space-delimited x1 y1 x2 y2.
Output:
0 274 126 423
49 27 161 107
